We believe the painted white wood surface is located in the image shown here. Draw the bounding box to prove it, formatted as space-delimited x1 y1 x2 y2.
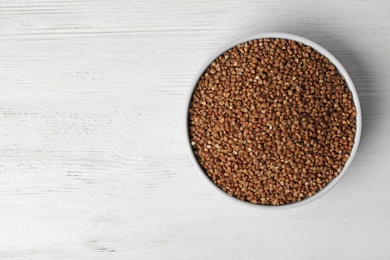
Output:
1 0 389 259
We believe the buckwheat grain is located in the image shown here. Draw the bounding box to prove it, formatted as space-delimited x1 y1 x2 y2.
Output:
189 38 356 205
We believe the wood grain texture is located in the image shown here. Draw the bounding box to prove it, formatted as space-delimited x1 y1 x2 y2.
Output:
1 0 390 259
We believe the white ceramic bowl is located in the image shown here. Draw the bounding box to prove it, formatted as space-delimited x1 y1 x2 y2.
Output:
185 32 362 209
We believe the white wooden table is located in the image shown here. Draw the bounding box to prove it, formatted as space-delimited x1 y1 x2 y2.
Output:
1 0 389 259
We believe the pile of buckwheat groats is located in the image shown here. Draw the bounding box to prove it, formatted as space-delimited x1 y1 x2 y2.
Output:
188 38 357 205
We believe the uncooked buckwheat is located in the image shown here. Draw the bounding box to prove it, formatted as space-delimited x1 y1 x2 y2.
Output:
189 38 356 205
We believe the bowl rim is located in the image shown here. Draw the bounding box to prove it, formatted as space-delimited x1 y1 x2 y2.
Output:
184 32 362 210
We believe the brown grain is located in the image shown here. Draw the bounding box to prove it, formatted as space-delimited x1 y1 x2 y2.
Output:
188 38 356 205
